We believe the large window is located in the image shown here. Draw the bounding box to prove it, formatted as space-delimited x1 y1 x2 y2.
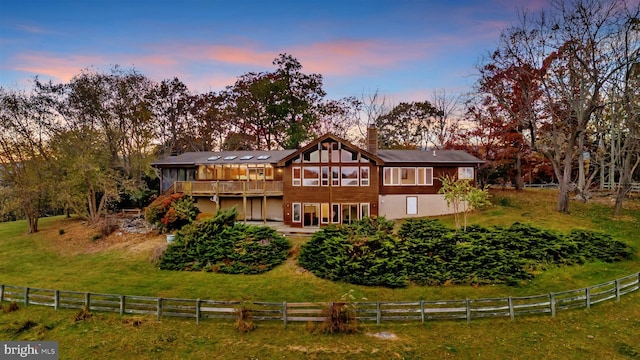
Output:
341 166 359 186
384 167 433 186
303 167 320 186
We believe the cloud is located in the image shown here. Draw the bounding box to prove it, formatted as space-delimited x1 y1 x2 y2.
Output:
15 24 51 34
12 53 106 82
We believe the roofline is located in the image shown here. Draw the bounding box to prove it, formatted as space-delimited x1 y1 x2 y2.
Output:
277 134 384 166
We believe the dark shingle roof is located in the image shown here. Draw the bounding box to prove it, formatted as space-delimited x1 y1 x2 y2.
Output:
377 149 483 165
152 150 297 167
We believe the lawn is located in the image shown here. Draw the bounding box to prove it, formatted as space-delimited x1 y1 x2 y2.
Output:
1 188 639 359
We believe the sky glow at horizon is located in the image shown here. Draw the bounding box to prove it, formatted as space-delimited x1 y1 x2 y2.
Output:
0 0 548 103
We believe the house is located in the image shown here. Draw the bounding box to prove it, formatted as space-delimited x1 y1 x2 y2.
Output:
151 129 483 227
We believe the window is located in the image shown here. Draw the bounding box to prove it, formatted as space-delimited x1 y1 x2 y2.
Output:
360 167 369 186
342 204 358 224
331 204 340 223
240 155 253 160
223 155 237 160
292 203 301 222
321 166 329 186
361 203 370 218
331 167 340 186
401 168 416 185
458 167 474 180
303 167 320 186
292 167 301 186
417 167 434 185
321 203 330 224
256 155 271 160
383 168 401 185
331 143 340 163
207 156 220 161
341 148 358 162
406 197 418 215
303 149 319 162
341 166 359 186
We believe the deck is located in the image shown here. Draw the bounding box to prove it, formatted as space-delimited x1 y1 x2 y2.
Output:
174 181 284 197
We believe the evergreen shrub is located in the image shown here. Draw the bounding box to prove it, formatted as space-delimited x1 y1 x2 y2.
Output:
159 208 290 274
299 218 634 288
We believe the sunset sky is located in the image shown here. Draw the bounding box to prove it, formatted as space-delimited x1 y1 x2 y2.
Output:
0 0 546 102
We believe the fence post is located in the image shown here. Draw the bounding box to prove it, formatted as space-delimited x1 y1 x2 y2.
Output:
376 302 381 325
120 295 125 315
508 297 514 320
465 299 471 324
54 290 59 310
420 300 425 324
550 293 556 318
615 279 621 302
585 288 591 309
85 292 90 310
0 284 4 303
157 298 163 320
283 301 287 328
24 287 29 307
196 299 201 325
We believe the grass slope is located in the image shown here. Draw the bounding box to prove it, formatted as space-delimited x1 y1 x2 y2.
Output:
0 189 639 359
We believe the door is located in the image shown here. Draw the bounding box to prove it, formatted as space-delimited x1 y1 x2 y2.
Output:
303 204 319 227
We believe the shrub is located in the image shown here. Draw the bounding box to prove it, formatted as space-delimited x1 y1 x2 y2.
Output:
159 208 291 274
299 219 633 288
144 193 200 233
235 303 256 333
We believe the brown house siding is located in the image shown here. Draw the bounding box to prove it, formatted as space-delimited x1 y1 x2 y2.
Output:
282 164 379 227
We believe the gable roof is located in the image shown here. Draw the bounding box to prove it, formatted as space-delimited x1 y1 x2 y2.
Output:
152 150 296 167
277 133 384 166
377 149 484 165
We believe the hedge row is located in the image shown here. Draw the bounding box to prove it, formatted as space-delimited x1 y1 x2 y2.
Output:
298 218 634 288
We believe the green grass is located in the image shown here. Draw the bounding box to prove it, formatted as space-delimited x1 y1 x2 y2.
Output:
1 189 639 359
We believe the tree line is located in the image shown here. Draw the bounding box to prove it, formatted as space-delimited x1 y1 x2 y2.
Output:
1 0 638 233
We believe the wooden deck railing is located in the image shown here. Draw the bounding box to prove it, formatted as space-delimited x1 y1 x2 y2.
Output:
1 272 638 326
174 181 284 196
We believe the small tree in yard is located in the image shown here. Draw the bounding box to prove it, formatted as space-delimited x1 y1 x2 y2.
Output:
438 175 491 231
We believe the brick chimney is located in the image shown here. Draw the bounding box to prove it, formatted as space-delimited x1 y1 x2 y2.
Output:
367 127 378 155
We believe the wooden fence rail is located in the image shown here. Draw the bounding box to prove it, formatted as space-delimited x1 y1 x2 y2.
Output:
1 272 638 327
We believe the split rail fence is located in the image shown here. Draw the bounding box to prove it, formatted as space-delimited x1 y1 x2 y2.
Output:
1 272 638 326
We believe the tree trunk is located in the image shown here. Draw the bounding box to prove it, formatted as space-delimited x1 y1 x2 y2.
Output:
514 150 524 190
576 132 588 202
24 204 39 234
614 149 640 216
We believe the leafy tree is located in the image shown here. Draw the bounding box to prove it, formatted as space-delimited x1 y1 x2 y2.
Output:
225 54 326 150
481 0 639 213
375 101 443 149
37 66 158 223
0 88 57 233
438 175 491 231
